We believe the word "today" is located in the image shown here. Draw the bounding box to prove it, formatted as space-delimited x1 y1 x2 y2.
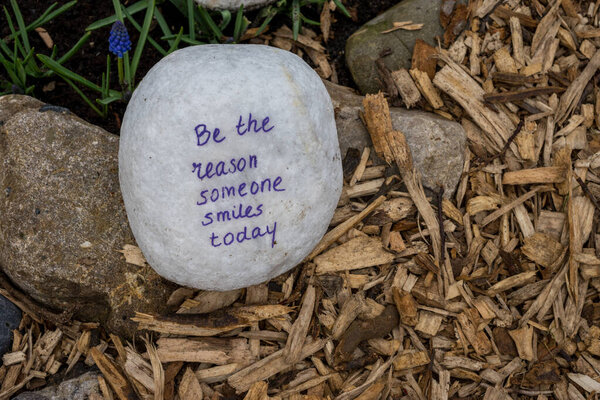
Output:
210 222 277 248
195 113 274 146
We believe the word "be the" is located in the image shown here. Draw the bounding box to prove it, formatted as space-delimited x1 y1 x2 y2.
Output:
195 113 274 146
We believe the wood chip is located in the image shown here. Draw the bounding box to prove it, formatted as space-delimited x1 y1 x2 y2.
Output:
315 236 394 274
410 68 444 109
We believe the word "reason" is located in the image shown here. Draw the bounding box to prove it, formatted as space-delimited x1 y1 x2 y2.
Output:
195 113 274 146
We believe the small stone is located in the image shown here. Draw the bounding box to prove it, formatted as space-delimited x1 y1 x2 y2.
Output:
0 294 21 357
325 81 465 197
13 371 101 400
345 0 444 94
0 95 175 337
195 0 276 10
120 45 342 291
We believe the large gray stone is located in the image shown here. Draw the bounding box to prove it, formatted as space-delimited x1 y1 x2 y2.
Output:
0 95 176 337
119 45 342 291
345 0 444 94
13 372 100 400
324 81 466 197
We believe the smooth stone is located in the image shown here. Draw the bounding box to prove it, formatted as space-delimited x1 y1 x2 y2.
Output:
345 0 444 94
120 45 342 291
0 95 176 337
0 294 21 357
324 80 466 197
194 0 277 10
13 372 101 400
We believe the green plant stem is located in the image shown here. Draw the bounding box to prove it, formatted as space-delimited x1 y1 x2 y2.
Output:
117 57 124 86
187 0 195 41
130 0 156 82
124 52 132 91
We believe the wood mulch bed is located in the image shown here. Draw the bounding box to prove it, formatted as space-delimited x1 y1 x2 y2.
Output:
3 0 600 399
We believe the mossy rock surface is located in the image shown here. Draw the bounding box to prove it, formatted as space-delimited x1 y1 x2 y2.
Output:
0 95 176 337
345 0 444 94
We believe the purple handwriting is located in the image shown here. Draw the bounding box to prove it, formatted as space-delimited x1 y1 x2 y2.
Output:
192 154 258 181
236 113 274 135
197 175 285 206
202 203 263 226
195 113 274 146
192 113 280 249
210 222 277 248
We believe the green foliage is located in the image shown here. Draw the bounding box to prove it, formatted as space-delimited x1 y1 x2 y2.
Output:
0 0 87 95
254 0 350 39
161 0 250 45
40 0 158 117
2 0 349 114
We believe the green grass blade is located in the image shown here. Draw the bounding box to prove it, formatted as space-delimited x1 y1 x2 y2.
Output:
198 6 223 39
3 6 26 58
15 58 26 87
10 0 31 53
4 2 76 42
97 94 122 105
167 27 184 54
130 0 155 81
111 0 125 22
291 0 300 41
100 71 108 116
0 38 14 59
61 75 105 117
123 52 131 89
104 54 111 97
122 4 167 57
233 4 244 42
332 0 351 17
32 1 77 27
22 48 34 66
37 54 104 93
154 7 174 47
0 59 20 86
8 28 28 61
179 36 206 45
219 10 231 30
86 1 147 31
300 14 320 25
255 14 274 37
57 32 91 65
161 35 205 45
187 0 196 41
28 3 58 27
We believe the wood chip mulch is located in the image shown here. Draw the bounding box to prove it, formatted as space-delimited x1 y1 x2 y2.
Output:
4 0 600 399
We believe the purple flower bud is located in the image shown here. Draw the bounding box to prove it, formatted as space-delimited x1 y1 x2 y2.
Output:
109 21 131 58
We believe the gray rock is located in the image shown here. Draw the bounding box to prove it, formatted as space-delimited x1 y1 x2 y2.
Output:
195 0 277 10
0 95 176 337
0 294 21 357
345 0 444 94
324 81 466 196
13 372 100 400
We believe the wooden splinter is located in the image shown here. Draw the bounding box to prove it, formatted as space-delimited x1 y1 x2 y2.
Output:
362 93 451 294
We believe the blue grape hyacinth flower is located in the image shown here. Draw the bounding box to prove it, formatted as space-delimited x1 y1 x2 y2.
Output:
109 21 131 58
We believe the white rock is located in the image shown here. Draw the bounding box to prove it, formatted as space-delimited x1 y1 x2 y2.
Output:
119 45 342 291
195 0 276 10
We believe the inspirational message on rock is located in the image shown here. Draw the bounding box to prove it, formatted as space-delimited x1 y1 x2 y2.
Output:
192 113 285 249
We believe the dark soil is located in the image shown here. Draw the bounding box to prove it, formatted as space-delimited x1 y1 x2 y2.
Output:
1 0 398 134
